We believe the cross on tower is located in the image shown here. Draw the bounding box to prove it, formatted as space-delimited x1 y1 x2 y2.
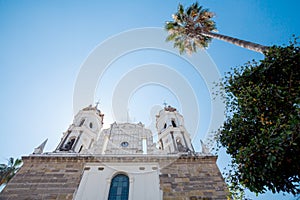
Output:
163 101 167 108
95 100 100 108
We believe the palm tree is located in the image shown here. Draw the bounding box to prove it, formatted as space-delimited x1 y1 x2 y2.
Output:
165 2 269 54
0 157 22 186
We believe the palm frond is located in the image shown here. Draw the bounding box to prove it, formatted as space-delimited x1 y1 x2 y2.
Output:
0 157 22 186
165 2 217 54
166 33 178 42
178 4 184 15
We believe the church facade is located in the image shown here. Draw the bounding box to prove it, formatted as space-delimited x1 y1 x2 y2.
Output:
0 105 228 200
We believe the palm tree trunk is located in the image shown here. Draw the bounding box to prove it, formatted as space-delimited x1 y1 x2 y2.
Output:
201 31 269 54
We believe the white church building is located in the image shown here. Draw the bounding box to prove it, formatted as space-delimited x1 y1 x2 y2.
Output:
0 105 228 200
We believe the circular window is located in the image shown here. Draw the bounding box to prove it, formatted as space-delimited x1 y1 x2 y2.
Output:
121 141 129 147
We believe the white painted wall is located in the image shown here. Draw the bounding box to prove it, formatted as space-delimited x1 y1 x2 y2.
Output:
74 162 162 200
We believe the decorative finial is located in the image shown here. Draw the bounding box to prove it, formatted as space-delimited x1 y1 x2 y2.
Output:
33 139 48 154
200 139 210 154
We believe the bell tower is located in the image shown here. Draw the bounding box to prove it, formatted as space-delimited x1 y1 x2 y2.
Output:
156 105 194 154
55 104 104 153
1 104 228 200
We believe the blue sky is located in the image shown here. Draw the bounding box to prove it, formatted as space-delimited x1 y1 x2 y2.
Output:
1 0 299 199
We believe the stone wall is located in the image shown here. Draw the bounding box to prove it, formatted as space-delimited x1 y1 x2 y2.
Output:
159 156 228 200
0 156 85 200
0 155 228 200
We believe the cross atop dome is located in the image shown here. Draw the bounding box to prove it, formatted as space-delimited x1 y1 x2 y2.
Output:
163 101 168 108
95 100 100 109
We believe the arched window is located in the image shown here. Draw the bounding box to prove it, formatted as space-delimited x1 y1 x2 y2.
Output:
78 145 83 153
176 137 184 152
60 137 76 151
159 139 164 150
171 119 177 127
79 119 85 126
176 137 185 152
108 174 129 200
164 123 167 129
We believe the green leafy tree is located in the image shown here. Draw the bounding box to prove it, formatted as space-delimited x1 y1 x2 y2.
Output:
0 157 22 186
165 1 300 196
218 40 300 195
165 2 269 54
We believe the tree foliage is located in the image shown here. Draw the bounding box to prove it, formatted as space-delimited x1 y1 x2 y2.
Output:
218 39 300 195
0 157 22 186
